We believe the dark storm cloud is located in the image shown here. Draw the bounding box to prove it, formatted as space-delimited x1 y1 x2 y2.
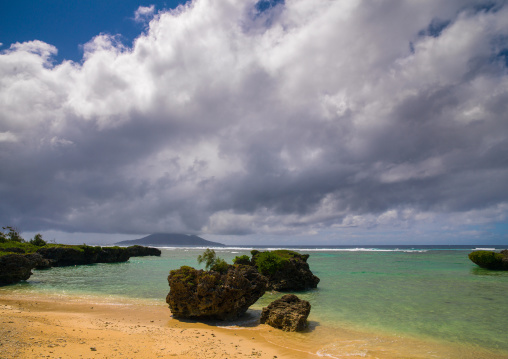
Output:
1 0 507 240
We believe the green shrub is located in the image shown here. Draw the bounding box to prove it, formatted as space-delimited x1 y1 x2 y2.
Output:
211 258 229 273
233 255 251 265
2 226 24 243
468 251 505 270
255 251 286 275
30 234 47 246
0 231 7 243
197 248 229 272
272 249 300 259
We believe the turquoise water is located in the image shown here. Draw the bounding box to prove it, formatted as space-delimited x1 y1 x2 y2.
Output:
1 247 508 356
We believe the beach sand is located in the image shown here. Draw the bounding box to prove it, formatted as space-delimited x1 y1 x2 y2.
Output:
1 292 507 359
0 293 308 359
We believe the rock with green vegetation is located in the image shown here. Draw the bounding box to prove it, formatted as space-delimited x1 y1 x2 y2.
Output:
469 250 508 270
260 294 311 332
0 227 162 285
166 264 267 320
250 250 320 291
232 254 251 265
36 245 103 266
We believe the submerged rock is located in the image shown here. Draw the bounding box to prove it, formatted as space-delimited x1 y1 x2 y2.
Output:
260 294 311 332
166 264 267 320
250 250 320 291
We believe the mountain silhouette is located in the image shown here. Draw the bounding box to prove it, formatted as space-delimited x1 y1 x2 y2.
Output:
116 233 224 247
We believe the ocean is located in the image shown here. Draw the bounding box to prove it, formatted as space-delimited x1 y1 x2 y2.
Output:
1 245 507 358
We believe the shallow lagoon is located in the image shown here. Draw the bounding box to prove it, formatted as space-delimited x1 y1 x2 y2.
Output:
2 246 507 358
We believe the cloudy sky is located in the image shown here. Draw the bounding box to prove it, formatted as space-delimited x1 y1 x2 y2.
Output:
1 0 508 245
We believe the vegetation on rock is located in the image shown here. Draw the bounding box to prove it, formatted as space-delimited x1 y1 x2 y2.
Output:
0 225 162 286
197 248 229 273
469 250 508 270
250 249 319 291
233 254 250 265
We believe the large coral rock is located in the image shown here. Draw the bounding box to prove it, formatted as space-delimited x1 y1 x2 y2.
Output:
166 264 267 320
469 250 508 270
251 251 320 291
260 294 311 332
0 254 35 285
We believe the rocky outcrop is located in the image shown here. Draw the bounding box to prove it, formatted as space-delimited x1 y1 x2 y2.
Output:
25 253 52 269
469 250 508 270
36 246 101 266
125 245 162 257
260 294 311 332
166 264 267 320
0 244 161 286
251 250 320 291
36 245 161 267
0 254 35 285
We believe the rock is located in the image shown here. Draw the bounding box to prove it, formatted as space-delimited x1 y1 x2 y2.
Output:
260 294 311 332
251 250 320 291
96 247 131 263
166 264 267 320
0 254 35 285
36 245 160 267
125 245 161 257
0 244 162 285
25 253 52 269
36 246 100 266
469 250 508 270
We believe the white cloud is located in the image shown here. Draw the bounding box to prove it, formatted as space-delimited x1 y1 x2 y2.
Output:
0 0 507 243
134 5 155 23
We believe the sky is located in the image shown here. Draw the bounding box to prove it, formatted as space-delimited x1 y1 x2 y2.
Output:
1 0 508 245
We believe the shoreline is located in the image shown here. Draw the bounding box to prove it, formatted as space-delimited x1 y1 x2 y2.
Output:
1 291 507 359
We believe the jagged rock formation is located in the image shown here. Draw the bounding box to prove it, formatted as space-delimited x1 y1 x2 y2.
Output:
166 264 267 320
0 254 34 285
469 250 508 270
260 294 311 332
25 253 52 269
249 250 320 291
36 246 103 266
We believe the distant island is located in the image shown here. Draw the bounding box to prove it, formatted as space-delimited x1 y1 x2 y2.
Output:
115 233 224 247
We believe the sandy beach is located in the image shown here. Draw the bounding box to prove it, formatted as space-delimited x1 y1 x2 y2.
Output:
1 291 507 359
0 293 304 359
